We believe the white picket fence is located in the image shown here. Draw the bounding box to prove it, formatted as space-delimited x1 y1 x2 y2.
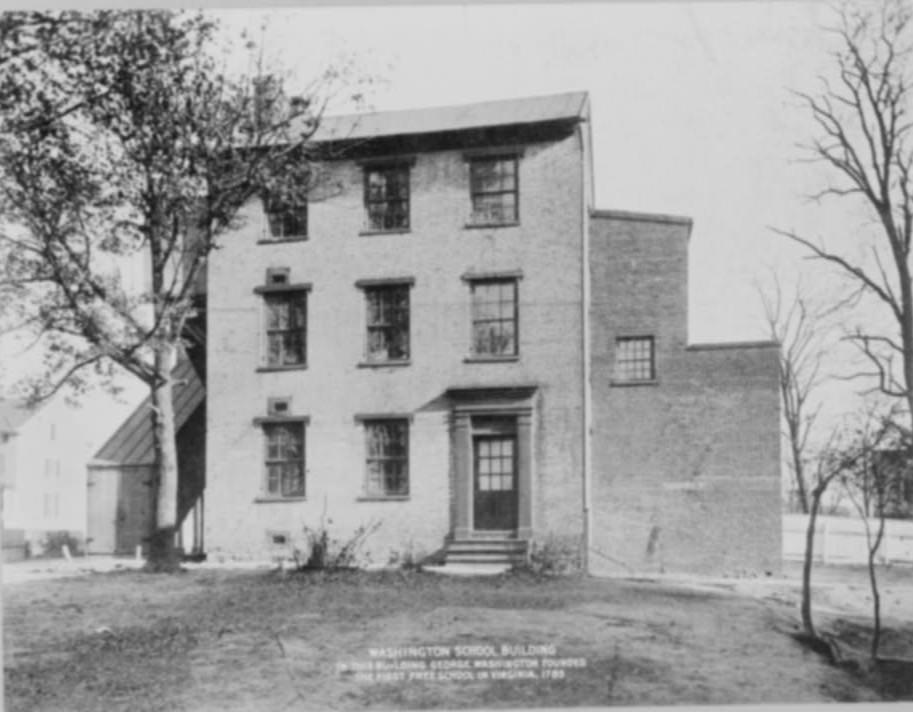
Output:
783 513 913 565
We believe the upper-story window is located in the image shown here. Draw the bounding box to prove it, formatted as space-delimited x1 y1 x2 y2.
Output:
613 336 655 383
469 155 518 226
263 421 306 497
364 164 410 232
365 284 410 363
263 193 307 241
469 278 519 358
254 271 310 370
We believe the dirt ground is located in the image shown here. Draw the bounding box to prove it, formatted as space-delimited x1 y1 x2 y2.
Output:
3 563 912 711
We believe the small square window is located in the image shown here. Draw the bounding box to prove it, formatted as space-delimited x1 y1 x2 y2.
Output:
469 156 518 225
263 422 305 498
364 285 410 362
613 336 655 382
364 165 410 232
263 193 307 240
364 419 409 497
470 279 518 357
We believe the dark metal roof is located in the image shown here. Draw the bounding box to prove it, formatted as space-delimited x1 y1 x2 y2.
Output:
309 91 590 143
90 359 204 467
0 399 37 435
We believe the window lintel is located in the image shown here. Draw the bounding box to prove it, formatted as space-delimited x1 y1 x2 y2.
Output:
354 412 413 423
354 277 416 289
252 415 311 426
253 282 313 295
463 146 525 161
461 269 523 283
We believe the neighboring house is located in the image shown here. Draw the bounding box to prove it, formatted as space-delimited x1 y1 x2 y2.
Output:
204 91 781 575
86 358 206 556
0 394 117 561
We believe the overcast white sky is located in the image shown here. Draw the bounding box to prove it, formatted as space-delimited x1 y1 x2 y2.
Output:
2 2 883 424
217 1 856 346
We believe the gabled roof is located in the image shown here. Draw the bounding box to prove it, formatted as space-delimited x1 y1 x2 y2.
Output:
90 359 204 467
310 91 590 143
0 399 37 435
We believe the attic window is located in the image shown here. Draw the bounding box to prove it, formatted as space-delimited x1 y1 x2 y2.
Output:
266 268 290 286
268 398 291 416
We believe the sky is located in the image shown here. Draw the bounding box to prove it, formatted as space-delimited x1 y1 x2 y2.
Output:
216 1 853 346
1 2 889 426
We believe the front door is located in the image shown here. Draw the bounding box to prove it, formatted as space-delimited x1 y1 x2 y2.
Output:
473 434 518 531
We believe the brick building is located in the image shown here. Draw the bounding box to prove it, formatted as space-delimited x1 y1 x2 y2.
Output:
204 91 781 575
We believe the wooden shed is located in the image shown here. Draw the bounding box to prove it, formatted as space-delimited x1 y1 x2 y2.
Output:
87 359 205 556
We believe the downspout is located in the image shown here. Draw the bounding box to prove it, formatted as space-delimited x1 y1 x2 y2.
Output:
579 112 595 573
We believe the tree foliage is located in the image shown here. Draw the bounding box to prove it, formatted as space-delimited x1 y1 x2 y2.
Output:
0 10 354 567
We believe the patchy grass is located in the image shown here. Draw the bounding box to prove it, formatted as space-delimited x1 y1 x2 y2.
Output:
3 567 896 711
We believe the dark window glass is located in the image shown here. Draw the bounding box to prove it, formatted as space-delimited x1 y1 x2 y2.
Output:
471 280 518 356
469 156 518 225
263 194 307 239
365 285 410 362
264 422 305 497
364 165 410 231
265 291 307 366
364 420 409 496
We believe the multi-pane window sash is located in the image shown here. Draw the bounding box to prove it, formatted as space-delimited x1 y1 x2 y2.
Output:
471 280 518 356
263 194 307 239
265 291 307 367
365 285 410 362
364 165 410 231
476 437 515 492
264 422 305 497
469 156 518 225
614 336 655 382
364 420 409 497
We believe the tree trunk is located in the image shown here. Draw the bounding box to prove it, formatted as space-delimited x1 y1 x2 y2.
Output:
801 490 821 639
867 542 881 659
147 342 180 572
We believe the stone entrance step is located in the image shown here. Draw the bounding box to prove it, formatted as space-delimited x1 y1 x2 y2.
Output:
444 538 528 565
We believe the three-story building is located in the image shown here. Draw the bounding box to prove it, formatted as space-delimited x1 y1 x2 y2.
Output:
205 92 781 575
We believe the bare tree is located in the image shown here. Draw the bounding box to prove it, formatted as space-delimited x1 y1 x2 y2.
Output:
840 410 908 659
758 275 827 513
776 1 913 434
0 11 359 569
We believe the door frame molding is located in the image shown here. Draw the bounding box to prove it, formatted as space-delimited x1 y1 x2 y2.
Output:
447 385 536 540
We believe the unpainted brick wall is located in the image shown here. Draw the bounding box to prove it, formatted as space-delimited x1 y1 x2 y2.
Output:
589 214 781 576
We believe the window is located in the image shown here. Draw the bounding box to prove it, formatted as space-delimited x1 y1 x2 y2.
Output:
363 419 409 497
263 421 305 497
469 155 518 225
364 164 410 231
470 279 518 357
263 290 307 367
263 193 307 240
365 284 410 362
613 336 655 382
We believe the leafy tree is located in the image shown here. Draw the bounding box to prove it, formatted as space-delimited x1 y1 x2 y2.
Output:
0 10 350 569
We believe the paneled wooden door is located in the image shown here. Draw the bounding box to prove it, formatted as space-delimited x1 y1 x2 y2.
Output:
473 434 518 531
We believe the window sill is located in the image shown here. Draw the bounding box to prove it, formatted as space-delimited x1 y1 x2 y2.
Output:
357 360 411 369
609 379 659 387
359 228 411 237
257 236 308 245
254 496 307 503
356 496 410 502
463 221 519 230
257 364 308 373
464 355 520 364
